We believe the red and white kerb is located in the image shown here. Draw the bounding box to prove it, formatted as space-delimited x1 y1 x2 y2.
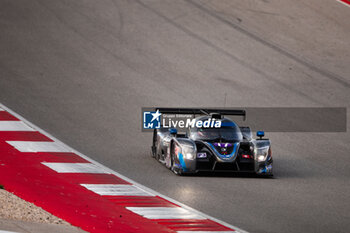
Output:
0 104 247 233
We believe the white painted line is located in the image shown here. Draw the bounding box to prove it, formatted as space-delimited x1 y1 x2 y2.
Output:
0 107 4 111
42 162 110 174
0 121 35 131
177 232 236 233
6 141 71 152
81 184 155 196
0 103 248 233
0 231 19 233
126 207 206 220
337 0 350 7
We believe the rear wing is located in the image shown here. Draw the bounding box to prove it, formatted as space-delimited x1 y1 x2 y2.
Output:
155 108 246 120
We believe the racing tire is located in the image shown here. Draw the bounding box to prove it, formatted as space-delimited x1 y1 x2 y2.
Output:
256 172 274 178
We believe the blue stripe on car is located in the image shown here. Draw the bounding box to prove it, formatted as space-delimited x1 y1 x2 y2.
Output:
178 152 187 172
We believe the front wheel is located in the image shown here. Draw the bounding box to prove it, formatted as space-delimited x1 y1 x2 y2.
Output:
256 166 273 177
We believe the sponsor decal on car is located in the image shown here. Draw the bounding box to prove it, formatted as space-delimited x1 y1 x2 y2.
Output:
197 152 207 158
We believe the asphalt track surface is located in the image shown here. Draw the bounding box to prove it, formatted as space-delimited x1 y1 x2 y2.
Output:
0 0 349 232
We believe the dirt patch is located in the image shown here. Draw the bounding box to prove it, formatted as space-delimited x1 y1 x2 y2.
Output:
0 188 69 225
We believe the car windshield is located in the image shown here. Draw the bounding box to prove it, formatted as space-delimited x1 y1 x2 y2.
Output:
190 126 242 141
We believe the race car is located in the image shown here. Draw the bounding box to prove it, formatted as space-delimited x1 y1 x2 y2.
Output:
151 108 273 176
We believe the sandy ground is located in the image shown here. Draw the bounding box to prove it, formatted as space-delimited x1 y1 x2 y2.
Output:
0 188 68 225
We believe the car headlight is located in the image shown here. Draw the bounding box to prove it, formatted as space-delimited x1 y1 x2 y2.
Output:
255 146 269 162
182 145 196 160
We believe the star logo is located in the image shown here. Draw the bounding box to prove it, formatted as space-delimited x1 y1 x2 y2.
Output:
150 110 161 122
143 110 161 129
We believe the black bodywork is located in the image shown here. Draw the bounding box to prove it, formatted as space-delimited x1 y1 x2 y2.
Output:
151 108 273 176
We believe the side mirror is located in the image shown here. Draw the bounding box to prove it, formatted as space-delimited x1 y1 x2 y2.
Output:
169 128 177 135
257 131 264 139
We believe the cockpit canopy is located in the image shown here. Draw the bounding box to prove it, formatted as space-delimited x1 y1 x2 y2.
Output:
189 116 243 141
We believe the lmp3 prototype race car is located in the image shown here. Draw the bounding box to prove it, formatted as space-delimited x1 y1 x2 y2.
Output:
151 108 273 176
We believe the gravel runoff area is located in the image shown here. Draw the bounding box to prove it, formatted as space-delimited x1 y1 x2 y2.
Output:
0 187 69 225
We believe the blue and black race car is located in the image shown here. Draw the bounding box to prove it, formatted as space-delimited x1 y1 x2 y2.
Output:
151 108 273 176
